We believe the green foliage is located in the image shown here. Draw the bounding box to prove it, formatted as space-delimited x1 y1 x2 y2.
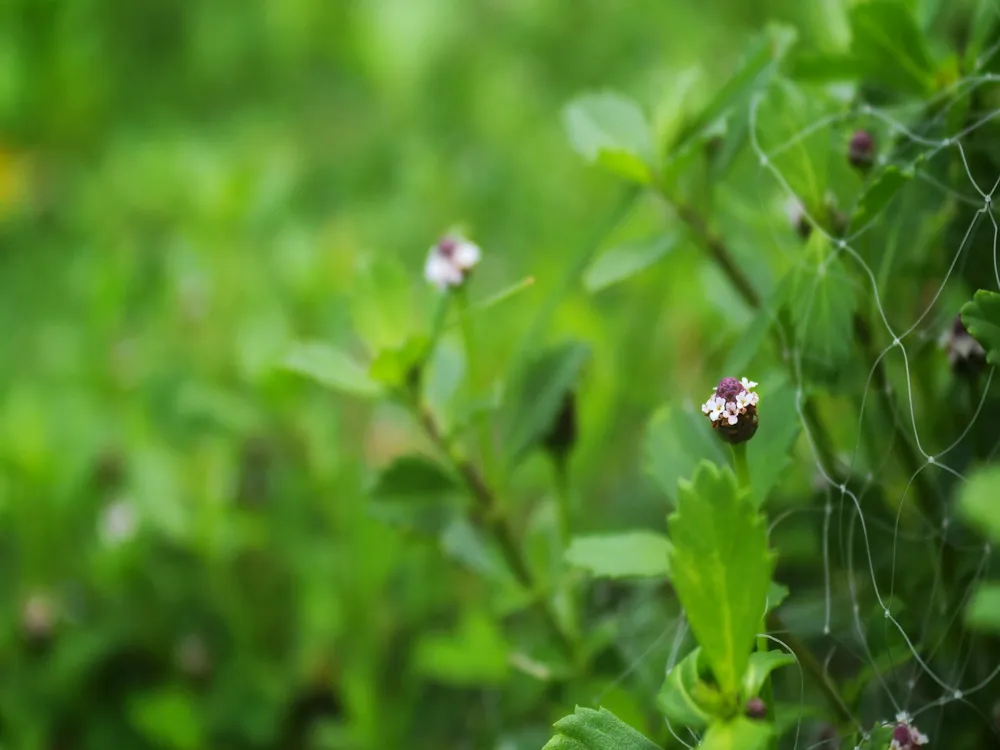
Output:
966 584 1000 633
501 340 590 469
280 341 382 398
656 648 721 729
584 234 679 293
565 532 672 579
961 290 1000 366
542 707 663 750
563 93 655 184
848 1 936 94
698 717 773 750
852 163 917 225
645 404 726 502
667 462 774 694
957 464 1000 543
740 651 796 698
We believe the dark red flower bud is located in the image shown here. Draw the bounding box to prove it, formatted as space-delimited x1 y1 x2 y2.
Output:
848 129 875 169
745 697 767 719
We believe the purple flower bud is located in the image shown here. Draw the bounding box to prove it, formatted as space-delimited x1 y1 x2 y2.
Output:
745 697 767 719
848 129 875 169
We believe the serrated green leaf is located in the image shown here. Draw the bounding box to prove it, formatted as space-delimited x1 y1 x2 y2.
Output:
668 462 774 694
966 583 1000 633
565 532 672 579
563 93 654 184
645 403 726 502
852 164 916 225
280 341 382 398
849 1 935 94
584 234 678 293
543 707 663 750
741 650 796 698
699 717 773 750
957 464 1000 543
961 290 1000 367
656 648 723 729
501 340 590 469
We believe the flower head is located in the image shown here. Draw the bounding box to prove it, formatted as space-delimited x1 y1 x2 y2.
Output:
889 712 929 749
848 129 875 169
701 376 760 444
424 234 481 291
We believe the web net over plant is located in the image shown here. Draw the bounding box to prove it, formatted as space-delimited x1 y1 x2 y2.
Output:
735 65 999 748
587 49 1000 750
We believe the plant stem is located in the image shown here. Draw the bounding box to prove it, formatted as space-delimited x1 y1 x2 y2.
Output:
454 286 499 489
731 442 751 492
413 404 576 660
766 612 854 727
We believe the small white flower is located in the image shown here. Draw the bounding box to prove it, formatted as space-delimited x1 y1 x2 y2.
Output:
741 377 758 390
725 402 739 425
895 711 910 724
736 392 752 410
424 235 482 291
99 498 138 546
912 730 929 746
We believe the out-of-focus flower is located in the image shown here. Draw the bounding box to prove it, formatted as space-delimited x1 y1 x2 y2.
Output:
784 196 811 239
175 633 212 680
848 129 875 169
424 234 481 290
940 315 986 377
21 590 58 642
99 497 138 546
701 376 760 444
889 711 928 749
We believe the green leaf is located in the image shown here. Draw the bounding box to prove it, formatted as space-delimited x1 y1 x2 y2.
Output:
365 455 460 535
644 402 726 502
413 609 510 685
671 24 797 156
766 582 789 613
849 1 935 94
501 340 590 469
368 336 430 389
961 290 1000 367
746 377 801 505
956 464 1000 543
370 455 457 500
656 648 724 729
667 462 774 694
787 237 857 372
543 707 663 750
128 688 203 750
789 52 864 83
280 341 382 398
852 163 916 225
565 532 672 579
350 254 418 354
699 718 773 750
741 651 796 698
584 234 678 293
966 583 1000 633
563 92 654 184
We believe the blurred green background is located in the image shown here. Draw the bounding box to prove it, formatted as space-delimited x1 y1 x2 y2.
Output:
0 1 989 748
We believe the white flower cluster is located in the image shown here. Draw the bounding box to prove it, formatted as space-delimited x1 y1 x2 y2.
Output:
701 378 759 425
889 711 929 749
424 235 481 291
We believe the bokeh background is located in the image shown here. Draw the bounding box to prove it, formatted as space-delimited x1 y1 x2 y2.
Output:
0 1 990 749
